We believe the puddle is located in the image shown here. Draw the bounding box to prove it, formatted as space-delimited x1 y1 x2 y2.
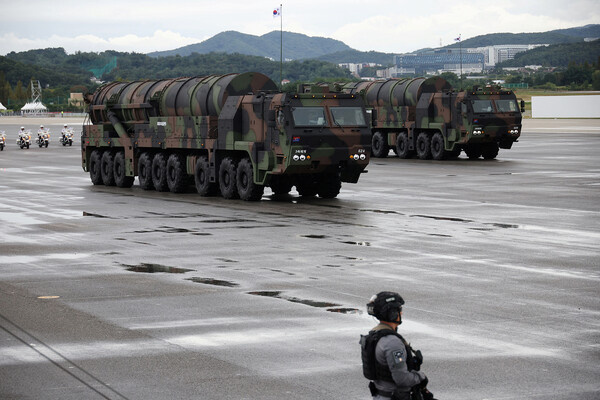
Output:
333 255 359 260
411 214 473 223
427 233 452 238
133 226 193 234
301 234 329 239
322 264 342 268
215 258 238 263
266 268 295 276
327 307 361 314
121 263 194 274
247 291 341 308
83 211 111 218
359 209 404 215
341 241 371 246
187 277 238 287
487 223 519 229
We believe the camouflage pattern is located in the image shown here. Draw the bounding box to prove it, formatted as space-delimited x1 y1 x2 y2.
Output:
339 78 522 160
81 73 371 200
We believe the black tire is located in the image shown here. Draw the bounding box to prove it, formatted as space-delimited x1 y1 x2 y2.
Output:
416 132 432 160
371 131 389 158
166 153 187 193
26 143 29 149
236 158 264 201
219 157 238 199
482 143 499 160
62 142 67 146
395 132 414 159
138 152 154 190
151 153 169 192
269 177 293 195
45 142 48 148
465 144 482 160
431 132 446 160
296 177 318 197
316 174 342 199
446 146 462 159
114 151 134 188
89 150 103 185
100 151 116 186
194 156 218 196
69 140 73 146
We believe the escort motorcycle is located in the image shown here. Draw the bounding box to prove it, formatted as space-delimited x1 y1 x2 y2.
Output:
17 130 32 149
60 128 74 146
36 129 50 148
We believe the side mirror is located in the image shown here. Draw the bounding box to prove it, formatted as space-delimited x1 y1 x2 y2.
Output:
266 110 276 128
520 100 525 113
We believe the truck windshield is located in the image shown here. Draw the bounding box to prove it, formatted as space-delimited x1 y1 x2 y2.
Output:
472 100 494 113
495 99 519 113
292 107 327 127
330 107 367 127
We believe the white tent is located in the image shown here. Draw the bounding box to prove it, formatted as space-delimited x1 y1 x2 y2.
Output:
21 101 47 114
0 102 6 110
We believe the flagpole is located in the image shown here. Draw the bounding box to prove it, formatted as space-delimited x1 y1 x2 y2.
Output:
280 3 283 88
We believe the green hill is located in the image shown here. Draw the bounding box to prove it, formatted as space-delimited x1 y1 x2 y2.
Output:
148 31 352 60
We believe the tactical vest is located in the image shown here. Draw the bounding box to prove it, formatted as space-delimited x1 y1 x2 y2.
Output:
360 328 420 382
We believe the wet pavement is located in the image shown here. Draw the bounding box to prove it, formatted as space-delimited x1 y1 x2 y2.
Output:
0 117 599 399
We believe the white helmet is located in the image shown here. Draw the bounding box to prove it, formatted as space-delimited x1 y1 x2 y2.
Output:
20 126 25 130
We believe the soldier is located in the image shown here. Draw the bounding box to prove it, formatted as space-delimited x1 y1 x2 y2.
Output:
360 291 436 400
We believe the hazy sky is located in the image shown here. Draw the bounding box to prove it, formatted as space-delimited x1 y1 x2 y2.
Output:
1 0 598 56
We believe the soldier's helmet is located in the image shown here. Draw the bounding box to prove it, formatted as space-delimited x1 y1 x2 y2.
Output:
367 291 405 323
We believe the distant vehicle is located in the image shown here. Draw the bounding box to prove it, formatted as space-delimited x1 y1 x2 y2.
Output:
0 131 6 151
81 72 371 200
337 77 524 160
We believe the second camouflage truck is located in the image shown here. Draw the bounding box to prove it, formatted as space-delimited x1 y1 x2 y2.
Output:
339 77 524 160
81 72 371 201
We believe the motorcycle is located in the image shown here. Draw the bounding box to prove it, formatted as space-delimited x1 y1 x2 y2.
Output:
0 131 5 151
60 128 74 146
17 130 32 149
36 129 50 148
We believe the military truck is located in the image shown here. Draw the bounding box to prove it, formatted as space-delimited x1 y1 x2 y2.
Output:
81 72 371 201
339 77 524 160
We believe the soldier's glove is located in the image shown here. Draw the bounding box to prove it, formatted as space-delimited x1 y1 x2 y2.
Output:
419 376 429 389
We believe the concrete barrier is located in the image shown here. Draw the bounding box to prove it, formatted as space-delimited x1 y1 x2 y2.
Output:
532 95 600 118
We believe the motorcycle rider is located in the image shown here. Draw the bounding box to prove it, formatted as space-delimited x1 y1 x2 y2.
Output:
61 124 70 135
360 291 436 400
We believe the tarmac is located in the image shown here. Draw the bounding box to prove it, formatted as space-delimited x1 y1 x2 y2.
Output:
0 117 599 399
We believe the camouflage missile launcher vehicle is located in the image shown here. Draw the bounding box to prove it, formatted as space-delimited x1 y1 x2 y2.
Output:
81 72 371 201
339 77 524 160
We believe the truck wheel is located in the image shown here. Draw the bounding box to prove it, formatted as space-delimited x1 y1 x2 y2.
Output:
431 132 446 160
317 174 341 199
89 150 103 185
464 145 482 160
236 158 264 201
446 147 462 159
219 157 239 199
269 177 293 196
194 156 218 196
152 152 169 192
296 178 318 197
371 131 389 158
138 152 154 190
416 132 432 160
101 151 116 186
481 143 499 160
166 153 187 193
395 132 414 159
114 151 134 188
